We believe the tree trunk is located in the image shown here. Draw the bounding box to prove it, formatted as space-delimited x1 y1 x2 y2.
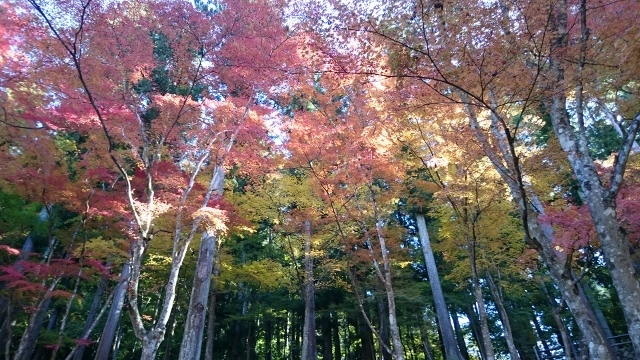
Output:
162 307 177 360
204 244 221 360
110 323 123 360
265 317 274 360
179 232 218 360
378 296 392 360
367 186 404 360
358 312 375 360
332 312 341 360
451 310 470 360
583 283 614 340
468 238 495 360
419 325 434 360
485 272 520 360
416 214 465 360
539 281 575 360
547 0 640 357
140 331 164 360
180 161 228 360
74 270 108 360
13 279 58 360
301 220 317 360
465 305 485 360
531 314 552 357
95 262 130 360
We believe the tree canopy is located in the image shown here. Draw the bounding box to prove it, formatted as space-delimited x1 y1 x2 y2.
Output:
1 0 639 359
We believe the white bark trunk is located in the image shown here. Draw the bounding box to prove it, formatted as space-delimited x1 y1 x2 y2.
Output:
301 220 317 360
468 238 495 360
415 214 464 360
486 272 520 360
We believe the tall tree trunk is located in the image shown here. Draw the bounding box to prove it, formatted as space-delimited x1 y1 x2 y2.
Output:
74 270 108 360
178 232 218 360
368 185 404 360
547 0 640 357
265 317 274 360
464 306 485 360
416 214 465 360
204 243 221 360
419 325 434 360
531 314 552 357
301 220 317 360
95 262 130 360
180 162 228 360
321 315 332 360
583 283 614 340
451 310 470 360
539 282 575 360
13 278 58 360
485 272 520 360
110 322 123 360
162 307 177 360
468 237 495 360
358 312 375 360
378 296 392 360
332 312 341 360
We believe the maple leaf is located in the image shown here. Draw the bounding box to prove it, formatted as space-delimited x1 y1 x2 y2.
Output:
192 207 228 234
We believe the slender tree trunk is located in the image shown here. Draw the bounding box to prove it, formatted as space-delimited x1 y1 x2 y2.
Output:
416 214 464 360
583 283 614 340
204 247 220 360
95 262 130 360
451 311 470 360
13 278 58 360
464 305 485 360
332 312 341 360
74 270 108 360
485 272 520 360
162 307 177 360
265 317 274 360
367 186 404 360
321 315 331 360
531 314 552 357
358 312 375 360
419 325 434 360
301 220 317 360
468 237 495 360
110 323 123 360
180 161 229 360
539 282 574 360
378 296 392 360
4 300 12 360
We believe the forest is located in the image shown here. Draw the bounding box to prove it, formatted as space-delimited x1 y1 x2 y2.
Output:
0 0 639 359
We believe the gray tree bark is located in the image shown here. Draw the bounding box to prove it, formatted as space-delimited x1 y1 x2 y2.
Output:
95 262 130 360
468 238 495 360
547 0 640 356
415 214 464 360
485 272 520 360
74 269 108 360
301 220 317 360
178 231 218 360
